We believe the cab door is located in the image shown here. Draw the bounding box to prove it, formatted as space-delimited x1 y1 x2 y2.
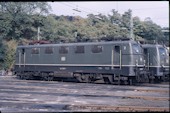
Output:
19 48 25 67
143 48 149 70
113 45 121 69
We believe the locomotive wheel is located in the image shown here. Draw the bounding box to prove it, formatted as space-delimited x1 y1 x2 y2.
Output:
45 76 53 81
154 76 161 83
24 75 30 80
75 74 90 83
73 73 82 82
42 75 53 81
75 73 96 83
76 76 82 82
128 77 136 85
103 77 111 84
149 75 155 83
16 74 21 79
129 79 133 85
81 74 90 83
88 75 95 83
143 74 149 83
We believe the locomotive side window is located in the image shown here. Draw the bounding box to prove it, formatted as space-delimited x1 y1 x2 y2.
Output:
31 48 39 54
45 47 53 54
91 45 103 53
59 46 69 54
74 46 84 54
158 47 168 64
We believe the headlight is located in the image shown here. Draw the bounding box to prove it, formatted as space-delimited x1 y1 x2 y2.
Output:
140 57 143 62
166 59 169 63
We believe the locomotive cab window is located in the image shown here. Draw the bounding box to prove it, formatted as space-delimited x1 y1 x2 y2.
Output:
31 48 40 54
159 48 167 56
59 46 69 54
74 46 85 54
91 45 103 53
132 44 141 53
45 47 53 54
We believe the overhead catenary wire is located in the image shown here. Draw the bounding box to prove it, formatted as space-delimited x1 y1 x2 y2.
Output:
53 2 168 27
58 2 168 16
59 2 94 15
68 2 101 14
67 2 167 16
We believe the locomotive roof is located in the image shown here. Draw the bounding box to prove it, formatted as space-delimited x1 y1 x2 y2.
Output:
17 40 138 48
142 44 164 48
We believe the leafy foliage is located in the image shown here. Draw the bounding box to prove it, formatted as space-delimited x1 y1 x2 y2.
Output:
0 39 5 69
0 2 51 40
3 40 17 70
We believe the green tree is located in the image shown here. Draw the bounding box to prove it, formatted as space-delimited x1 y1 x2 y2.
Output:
142 18 165 42
0 2 51 40
0 39 5 69
108 9 122 26
121 9 132 30
161 27 169 46
3 40 17 70
87 14 100 26
133 16 145 39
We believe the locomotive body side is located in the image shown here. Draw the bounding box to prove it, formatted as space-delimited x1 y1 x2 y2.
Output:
14 40 145 84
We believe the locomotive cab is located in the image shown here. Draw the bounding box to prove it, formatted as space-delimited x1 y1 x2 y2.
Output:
110 40 145 84
142 44 169 82
128 42 146 83
158 46 169 81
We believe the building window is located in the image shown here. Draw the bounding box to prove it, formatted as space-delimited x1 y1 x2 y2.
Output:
75 46 85 54
59 46 68 54
91 45 103 53
31 48 39 54
45 47 53 54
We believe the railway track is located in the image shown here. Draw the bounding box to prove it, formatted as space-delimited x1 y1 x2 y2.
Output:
66 104 170 112
0 76 169 112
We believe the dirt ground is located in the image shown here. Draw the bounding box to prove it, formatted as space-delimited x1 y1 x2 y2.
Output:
0 75 169 112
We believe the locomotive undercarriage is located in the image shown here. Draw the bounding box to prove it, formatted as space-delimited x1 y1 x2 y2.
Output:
16 71 74 81
15 66 169 85
73 72 146 85
16 71 138 85
146 67 170 83
162 68 169 82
